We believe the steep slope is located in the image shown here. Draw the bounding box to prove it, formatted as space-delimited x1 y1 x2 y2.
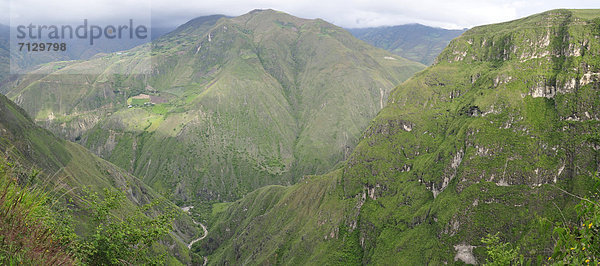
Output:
0 93 200 264
4 10 425 205
348 24 465 65
199 9 600 264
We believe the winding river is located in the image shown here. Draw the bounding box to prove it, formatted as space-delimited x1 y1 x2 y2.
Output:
182 206 208 266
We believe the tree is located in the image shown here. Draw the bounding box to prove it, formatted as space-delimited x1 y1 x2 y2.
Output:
75 188 175 265
481 232 522 266
550 172 600 265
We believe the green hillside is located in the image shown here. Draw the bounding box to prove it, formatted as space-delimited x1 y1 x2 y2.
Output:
198 9 600 264
0 93 200 264
3 10 425 208
348 24 465 65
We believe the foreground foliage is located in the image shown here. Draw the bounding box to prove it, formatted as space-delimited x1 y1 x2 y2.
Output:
0 161 74 265
0 159 175 265
481 172 600 265
74 188 175 265
481 233 522 266
551 172 600 265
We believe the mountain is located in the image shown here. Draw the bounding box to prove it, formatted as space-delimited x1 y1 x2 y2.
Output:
151 26 179 40
0 93 200 264
3 10 425 206
348 24 465 65
0 23 172 79
0 24 9 85
198 9 600 264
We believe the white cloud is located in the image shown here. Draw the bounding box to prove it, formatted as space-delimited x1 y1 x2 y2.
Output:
0 0 598 29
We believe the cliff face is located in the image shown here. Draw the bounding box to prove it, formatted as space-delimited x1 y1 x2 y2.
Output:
199 9 600 264
340 9 600 264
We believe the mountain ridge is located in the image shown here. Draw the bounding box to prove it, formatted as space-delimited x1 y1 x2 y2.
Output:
198 9 600 264
3 10 425 207
348 23 466 65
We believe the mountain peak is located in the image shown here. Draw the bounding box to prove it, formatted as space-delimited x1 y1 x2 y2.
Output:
248 8 279 14
5 8 425 204
236 8 310 25
197 8 600 264
165 14 227 37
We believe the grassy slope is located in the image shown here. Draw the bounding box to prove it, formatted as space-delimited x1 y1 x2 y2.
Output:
348 24 466 65
0 163 76 264
198 170 366 265
4 10 425 205
200 9 600 264
0 93 199 264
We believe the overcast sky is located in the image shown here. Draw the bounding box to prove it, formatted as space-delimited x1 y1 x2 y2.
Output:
1 0 598 29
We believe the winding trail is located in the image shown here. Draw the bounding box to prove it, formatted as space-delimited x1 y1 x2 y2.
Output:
182 206 208 266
